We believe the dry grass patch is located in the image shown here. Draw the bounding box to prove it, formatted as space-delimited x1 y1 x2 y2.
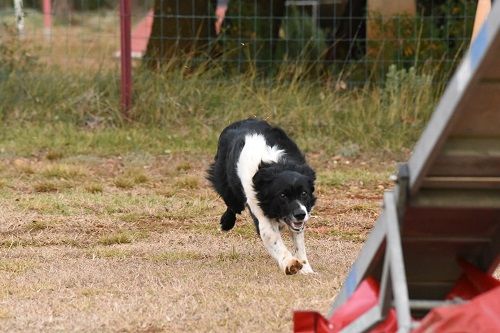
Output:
41 164 86 179
26 220 50 231
154 187 176 197
0 237 83 249
174 175 200 190
216 246 241 262
162 196 214 221
0 308 11 320
12 159 35 175
231 222 259 239
150 247 243 264
0 238 23 248
98 231 148 246
114 168 150 189
79 288 102 297
85 183 103 193
19 194 70 214
88 247 133 259
317 167 392 189
114 177 135 189
0 259 36 273
132 173 149 185
326 228 366 242
45 150 64 161
150 250 206 263
0 152 392 332
98 232 134 246
33 180 61 193
175 162 192 172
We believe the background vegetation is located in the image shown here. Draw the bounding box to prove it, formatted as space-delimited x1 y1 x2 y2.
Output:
0 15 442 158
0 2 484 331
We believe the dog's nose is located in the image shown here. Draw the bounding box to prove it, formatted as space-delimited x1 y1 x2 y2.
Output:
293 212 306 221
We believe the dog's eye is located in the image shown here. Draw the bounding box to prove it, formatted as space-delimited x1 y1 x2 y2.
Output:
301 191 308 197
280 193 287 199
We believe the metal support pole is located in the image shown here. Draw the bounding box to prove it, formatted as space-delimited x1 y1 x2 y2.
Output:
119 0 132 118
328 216 387 316
13 0 25 38
384 192 412 333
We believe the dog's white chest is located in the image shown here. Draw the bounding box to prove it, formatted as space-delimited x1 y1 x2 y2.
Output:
236 134 284 204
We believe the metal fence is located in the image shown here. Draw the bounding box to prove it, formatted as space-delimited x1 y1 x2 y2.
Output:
0 0 478 103
142 0 478 81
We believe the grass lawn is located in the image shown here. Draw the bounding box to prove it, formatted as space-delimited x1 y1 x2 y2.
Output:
0 128 396 331
4 5 500 331
0 10 435 331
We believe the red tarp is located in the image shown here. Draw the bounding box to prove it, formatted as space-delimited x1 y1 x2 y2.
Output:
414 286 500 333
293 261 500 333
294 277 397 333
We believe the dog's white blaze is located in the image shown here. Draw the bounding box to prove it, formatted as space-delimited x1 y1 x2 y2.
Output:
236 133 284 212
297 202 309 222
236 134 296 272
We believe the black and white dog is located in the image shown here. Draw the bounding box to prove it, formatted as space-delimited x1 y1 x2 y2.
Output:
207 119 316 275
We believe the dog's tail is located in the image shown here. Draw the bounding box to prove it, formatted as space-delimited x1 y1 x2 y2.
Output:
220 208 236 231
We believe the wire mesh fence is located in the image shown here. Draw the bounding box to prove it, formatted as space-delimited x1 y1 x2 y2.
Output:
0 1 479 90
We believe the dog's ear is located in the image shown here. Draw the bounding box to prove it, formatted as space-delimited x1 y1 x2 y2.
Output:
252 164 276 190
297 164 316 182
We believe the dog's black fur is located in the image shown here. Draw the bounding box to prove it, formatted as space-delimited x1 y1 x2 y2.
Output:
207 119 316 233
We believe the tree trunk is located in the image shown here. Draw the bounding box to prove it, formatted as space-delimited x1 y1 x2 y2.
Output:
144 0 216 68
53 0 73 24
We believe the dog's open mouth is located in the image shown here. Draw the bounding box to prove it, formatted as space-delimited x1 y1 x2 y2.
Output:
282 217 305 231
290 221 304 231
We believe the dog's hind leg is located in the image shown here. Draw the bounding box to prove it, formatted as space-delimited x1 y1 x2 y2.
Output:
247 205 260 235
218 186 245 231
220 208 237 231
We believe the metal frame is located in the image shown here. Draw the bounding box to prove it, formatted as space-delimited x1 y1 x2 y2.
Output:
407 2 500 195
328 3 500 331
285 0 344 25
329 191 412 333
285 1 320 25
119 0 132 117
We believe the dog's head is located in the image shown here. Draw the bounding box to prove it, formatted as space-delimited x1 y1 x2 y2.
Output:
253 163 316 232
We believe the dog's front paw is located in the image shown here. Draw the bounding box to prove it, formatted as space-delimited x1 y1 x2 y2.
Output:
299 264 317 275
284 257 303 275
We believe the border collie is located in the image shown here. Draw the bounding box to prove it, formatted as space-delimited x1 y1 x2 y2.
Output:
207 119 316 275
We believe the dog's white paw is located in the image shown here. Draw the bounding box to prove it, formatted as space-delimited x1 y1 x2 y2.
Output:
284 257 303 275
299 264 317 275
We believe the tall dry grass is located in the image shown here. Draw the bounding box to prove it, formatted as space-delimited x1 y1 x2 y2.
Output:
1 54 440 157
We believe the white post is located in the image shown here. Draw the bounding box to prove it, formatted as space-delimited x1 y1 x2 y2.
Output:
13 0 25 38
471 0 492 43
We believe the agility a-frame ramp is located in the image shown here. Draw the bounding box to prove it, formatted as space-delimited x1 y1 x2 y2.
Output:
296 2 500 332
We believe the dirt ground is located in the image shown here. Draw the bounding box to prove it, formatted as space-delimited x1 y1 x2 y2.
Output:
0 152 391 332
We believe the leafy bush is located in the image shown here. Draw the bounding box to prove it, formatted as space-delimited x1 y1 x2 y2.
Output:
366 0 476 81
278 6 327 64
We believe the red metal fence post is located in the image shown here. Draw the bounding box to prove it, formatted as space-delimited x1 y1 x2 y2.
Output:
119 0 132 118
42 0 51 40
